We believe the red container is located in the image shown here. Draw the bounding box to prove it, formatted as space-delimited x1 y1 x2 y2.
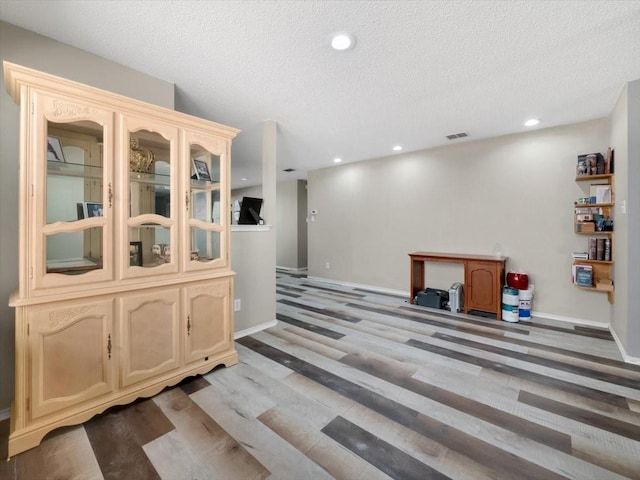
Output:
507 271 529 290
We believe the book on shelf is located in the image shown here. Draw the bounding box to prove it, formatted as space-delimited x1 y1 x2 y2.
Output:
573 264 593 287
588 237 597 260
572 252 589 259
604 238 611 261
595 185 611 204
596 238 605 260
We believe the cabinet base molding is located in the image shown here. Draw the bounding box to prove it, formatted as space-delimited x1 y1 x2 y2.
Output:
7 350 238 459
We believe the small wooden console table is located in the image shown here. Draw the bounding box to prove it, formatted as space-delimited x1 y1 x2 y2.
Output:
409 252 507 320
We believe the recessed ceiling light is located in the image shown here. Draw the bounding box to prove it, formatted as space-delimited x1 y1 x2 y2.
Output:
241 177 248 181
329 32 356 51
524 118 540 127
333 157 342 163
393 145 403 151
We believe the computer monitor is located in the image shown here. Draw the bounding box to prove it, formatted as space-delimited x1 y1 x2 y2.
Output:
238 197 263 225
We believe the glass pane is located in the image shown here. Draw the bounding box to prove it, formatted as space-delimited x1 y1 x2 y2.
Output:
47 120 103 224
129 225 171 268
46 229 103 275
129 130 171 218
190 228 220 262
191 145 220 185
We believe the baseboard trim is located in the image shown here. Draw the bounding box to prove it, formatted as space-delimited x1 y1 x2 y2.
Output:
530 310 610 329
234 320 277 340
0 407 10 421
609 327 640 365
306 275 408 298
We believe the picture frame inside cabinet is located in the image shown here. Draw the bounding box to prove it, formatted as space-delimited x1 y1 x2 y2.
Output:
47 135 66 162
129 241 143 266
83 202 103 218
192 158 211 181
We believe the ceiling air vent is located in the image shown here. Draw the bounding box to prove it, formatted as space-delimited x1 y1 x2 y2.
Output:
446 132 468 140
283 168 296 172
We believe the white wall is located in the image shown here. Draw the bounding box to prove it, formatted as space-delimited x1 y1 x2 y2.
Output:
0 21 175 413
308 119 613 323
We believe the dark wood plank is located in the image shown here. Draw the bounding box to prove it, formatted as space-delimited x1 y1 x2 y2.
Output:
513 320 615 340
349 302 530 335
411 412 569 480
178 375 211 396
279 299 363 323
119 398 176 446
428 323 640 372
277 285 307 293
340 351 572 453
322 416 452 480
518 390 640 441
353 287 407 299
572 325 615 340
301 283 367 298
0 419 15 479
84 402 164 480
432 332 640 390
276 289 302 298
276 313 345 339
406 338 630 408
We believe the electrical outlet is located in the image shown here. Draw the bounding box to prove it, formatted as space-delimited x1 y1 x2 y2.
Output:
325 262 330 269
234 299 241 311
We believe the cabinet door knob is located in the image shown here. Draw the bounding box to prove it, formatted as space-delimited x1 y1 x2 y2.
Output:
108 183 113 208
185 192 190 211
187 316 191 336
107 334 112 359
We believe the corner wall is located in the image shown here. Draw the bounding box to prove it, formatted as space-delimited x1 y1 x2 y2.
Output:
0 21 175 413
610 79 640 359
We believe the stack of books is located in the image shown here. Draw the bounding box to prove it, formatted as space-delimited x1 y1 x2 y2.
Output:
584 237 612 261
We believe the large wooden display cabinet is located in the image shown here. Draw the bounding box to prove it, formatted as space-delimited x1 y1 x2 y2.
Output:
4 62 239 457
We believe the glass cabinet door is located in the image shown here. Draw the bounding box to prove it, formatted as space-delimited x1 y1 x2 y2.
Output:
122 117 178 277
184 130 229 271
34 91 114 291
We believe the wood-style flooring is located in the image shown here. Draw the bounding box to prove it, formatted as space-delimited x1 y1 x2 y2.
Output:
1 270 639 479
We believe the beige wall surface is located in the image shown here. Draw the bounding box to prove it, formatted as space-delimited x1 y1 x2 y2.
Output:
231 228 276 333
0 22 175 413
308 119 614 323
610 86 629 347
275 180 300 268
297 180 308 268
610 79 640 359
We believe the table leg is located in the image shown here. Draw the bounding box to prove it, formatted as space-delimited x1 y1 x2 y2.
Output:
410 259 425 304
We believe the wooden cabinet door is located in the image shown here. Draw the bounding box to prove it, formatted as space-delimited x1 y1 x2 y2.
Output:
465 261 497 313
29 299 115 419
120 289 180 387
184 277 233 364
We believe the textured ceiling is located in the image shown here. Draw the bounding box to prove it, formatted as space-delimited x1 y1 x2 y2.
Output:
1 0 639 188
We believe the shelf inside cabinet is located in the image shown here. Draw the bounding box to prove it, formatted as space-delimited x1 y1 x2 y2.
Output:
191 179 220 191
129 171 170 187
48 160 103 180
